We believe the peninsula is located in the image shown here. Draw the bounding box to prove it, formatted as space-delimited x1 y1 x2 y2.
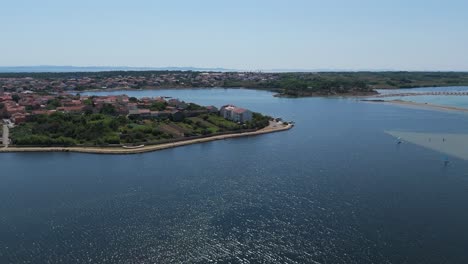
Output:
0 91 291 154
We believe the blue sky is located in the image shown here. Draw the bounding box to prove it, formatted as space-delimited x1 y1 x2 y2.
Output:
1 0 467 70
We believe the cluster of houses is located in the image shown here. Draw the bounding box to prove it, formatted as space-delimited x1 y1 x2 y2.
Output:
0 90 253 124
126 97 219 121
0 72 280 93
0 90 27 123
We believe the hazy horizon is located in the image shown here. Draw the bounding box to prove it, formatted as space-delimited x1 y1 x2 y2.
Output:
1 65 468 73
2 0 468 71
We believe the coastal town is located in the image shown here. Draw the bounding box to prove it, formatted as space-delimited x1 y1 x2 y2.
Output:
0 89 253 125
0 71 280 93
0 88 291 152
0 70 379 97
3 70 468 98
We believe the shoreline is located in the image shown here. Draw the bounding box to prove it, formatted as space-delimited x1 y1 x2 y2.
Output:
364 99 468 113
58 84 468 99
0 123 293 155
76 87 377 98
76 86 272 95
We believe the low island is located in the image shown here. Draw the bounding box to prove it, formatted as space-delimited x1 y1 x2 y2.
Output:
0 92 292 154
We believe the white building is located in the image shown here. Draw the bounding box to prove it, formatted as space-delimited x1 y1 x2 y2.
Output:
220 105 253 123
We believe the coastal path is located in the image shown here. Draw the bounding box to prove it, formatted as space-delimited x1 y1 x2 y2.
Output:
2 124 9 148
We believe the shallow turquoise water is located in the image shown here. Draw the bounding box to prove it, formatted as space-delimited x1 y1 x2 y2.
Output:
376 86 468 109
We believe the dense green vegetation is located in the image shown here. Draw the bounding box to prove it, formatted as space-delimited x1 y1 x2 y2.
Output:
332 72 468 89
10 111 271 146
224 72 468 97
224 74 372 97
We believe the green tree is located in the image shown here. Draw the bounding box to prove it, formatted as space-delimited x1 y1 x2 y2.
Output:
99 104 117 115
12 94 20 103
150 101 167 111
46 99 61 109
186 103 205 110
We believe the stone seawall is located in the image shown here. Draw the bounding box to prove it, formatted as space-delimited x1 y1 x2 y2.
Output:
0 123 293 155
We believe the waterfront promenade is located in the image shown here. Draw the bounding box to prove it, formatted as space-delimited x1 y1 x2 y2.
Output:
0 121 292 154
1 124 9 148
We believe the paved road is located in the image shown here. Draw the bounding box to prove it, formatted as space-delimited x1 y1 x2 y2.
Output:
268 120 285 128
2 124 9 148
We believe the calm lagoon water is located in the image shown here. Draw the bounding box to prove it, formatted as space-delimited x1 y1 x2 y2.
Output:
376 86 468 109
2 88 468 263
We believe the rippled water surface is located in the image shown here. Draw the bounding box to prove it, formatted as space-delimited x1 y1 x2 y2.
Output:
2 89 468 263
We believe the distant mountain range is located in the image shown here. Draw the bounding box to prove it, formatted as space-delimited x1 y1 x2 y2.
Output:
0 66 235 73
0 66 395 73
1 66 463 74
